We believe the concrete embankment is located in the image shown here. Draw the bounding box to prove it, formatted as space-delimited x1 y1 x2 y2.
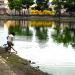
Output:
0 47 51 75
0 56 17 75
0 15 75 22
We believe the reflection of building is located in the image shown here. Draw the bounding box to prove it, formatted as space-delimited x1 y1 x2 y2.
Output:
0 0 8 14
31 21 53 27
4 20 31 28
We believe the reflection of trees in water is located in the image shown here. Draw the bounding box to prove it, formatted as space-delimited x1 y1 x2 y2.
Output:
8 20 33 37
51 22 75 48
69 22 75 48
8 20 51 43
35 26 48 42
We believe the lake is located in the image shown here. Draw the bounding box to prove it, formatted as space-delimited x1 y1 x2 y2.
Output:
0 20 75 75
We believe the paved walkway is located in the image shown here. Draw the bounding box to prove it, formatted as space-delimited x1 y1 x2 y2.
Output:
0 56 16 75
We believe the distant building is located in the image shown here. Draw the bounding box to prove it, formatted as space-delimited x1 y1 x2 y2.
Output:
0 0 8 14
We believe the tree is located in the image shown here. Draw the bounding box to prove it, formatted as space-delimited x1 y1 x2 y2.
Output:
36 0 49 10
8 0 15 10
52 0 75 15
52 0 63 15
8 0 22 15
63 0 75 13
22 0 34 8
8 0 34 15
22 0 34 5
8 0 22 10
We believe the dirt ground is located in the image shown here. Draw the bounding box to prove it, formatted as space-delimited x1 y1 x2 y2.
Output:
0 56 16 75
0 47 51 75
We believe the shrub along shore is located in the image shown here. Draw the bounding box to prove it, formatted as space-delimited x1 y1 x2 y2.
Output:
0 47 51 75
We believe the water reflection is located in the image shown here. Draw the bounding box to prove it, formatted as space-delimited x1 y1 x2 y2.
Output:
35 27 48 42
31 21 53 27
6 20 75 49
51 22 75 48
6 20 53 43
7 20 33 41
5 20 75 49
2 20 75 75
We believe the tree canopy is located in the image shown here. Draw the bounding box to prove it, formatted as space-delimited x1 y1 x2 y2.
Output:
52 0 75 13
8 0 22 11
8 0 34 10
36 0 49 10
22 0 34 5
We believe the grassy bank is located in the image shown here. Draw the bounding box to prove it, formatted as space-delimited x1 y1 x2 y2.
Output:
0 47 51 75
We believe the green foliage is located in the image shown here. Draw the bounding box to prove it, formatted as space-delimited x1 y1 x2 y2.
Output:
52 0 75 13
36 0 49 10
22 0 34 5
8 0 22 11
14 0 22 11
8 0 14 10
8 0 34 11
